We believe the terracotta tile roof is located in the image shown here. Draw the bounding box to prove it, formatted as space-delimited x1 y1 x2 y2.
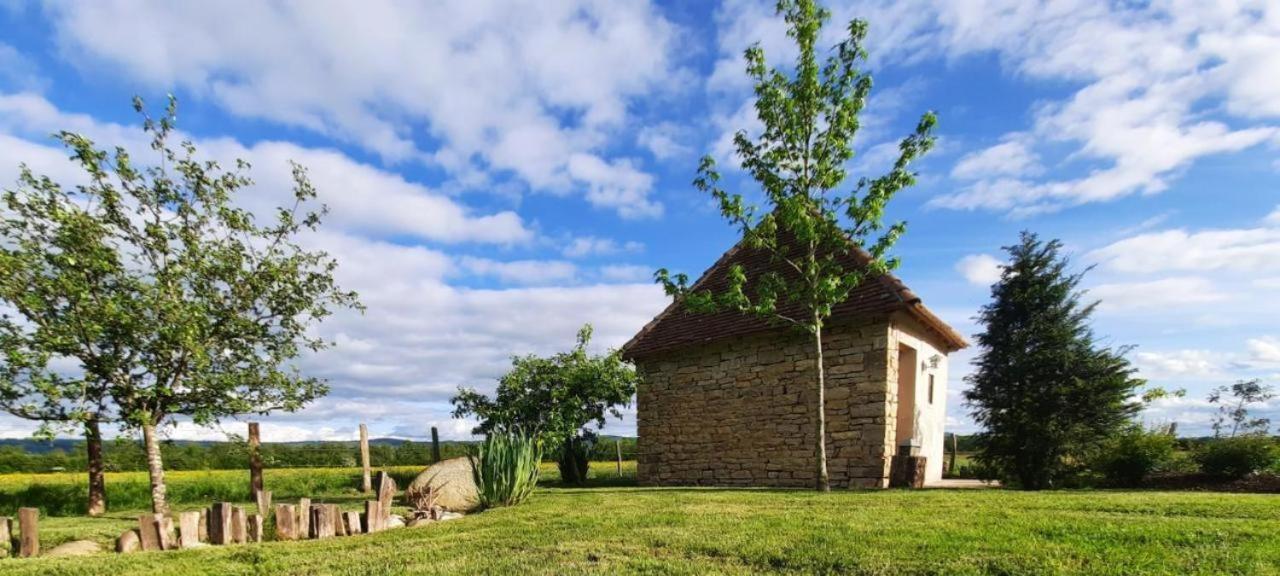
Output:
621 236 967 360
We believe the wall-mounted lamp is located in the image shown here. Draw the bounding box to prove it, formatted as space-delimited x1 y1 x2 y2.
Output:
928 354 942 370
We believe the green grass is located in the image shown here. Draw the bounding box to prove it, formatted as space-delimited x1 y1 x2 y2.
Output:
3 463 1278 575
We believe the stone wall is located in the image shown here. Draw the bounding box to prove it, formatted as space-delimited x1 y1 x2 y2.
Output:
635 317 895 488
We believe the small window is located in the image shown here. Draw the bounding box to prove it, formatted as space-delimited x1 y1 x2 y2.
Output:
928 374 935 404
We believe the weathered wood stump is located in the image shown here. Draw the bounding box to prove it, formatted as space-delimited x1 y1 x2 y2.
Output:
274 504 297 541
364 500 383 533
0 516 11 558
116 529 141 553
178 511 201 549
137 514 162 551
156 514 175 550
255 489 273 521
210 502 234 545
889 454 927 488
231 506 248 544
297 497 312 538
247 513 264 543
310 504 336 539
199 508 209 542
18 508 38 558
344 511 363 536
376 471 397 522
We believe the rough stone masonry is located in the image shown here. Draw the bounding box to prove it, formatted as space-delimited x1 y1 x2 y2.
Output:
635 316 899 489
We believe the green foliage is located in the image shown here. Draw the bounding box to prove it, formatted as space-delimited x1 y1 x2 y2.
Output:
1195 436 1279 479
451 324 637 485
1208 379 1275 438
0 96 361 509
556 435 592 485
654 0 936 492
965 233 1146 490
1091 426 1179 487
469 431 542 509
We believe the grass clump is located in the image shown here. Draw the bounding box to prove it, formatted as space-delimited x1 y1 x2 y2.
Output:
470 431 542 508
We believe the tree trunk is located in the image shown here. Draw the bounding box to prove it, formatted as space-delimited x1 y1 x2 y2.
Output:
141 418 169 514
813 319 830 492
85 418 107 517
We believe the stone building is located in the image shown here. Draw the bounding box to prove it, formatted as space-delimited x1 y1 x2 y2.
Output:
620 239 967 488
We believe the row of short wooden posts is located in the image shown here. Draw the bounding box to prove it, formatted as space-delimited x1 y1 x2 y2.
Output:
0 508 41 558
119 472 398 553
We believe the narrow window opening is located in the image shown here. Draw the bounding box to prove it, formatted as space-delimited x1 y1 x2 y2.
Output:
928 374 935 404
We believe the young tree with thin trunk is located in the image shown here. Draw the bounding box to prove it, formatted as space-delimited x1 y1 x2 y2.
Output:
0 97 361 513
655 0 937 491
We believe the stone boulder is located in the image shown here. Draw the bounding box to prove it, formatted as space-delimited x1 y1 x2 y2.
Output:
406 457 479 512
116 529 141 554
46 539 101 557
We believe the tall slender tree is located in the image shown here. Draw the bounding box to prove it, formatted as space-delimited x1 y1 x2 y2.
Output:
0 97 361 513
965 232 1144 489
655 0 937 491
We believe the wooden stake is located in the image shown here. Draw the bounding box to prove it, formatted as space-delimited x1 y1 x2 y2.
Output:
231 506 247 544
431 426 441 463
0 516 11 557
360 423 372 493
274 504 297 541
137 514 162 551
248 422 264 498
616 439 623 477
344 511 363 535
178 511 201 549
247 514 263 543
364 500 383 533
210 502 232 545
17 508 38 558
376 471 397 524
255 490 273 521
297 497 311 538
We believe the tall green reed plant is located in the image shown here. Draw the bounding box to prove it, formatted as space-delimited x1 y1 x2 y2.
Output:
469 430 542 509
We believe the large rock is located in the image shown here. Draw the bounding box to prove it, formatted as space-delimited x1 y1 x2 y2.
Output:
116 529 141 554
407 457 479 512
46 539 101 557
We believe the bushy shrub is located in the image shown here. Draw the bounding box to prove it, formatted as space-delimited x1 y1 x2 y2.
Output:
1195 436 1279 479
556 435 592 485
1092 426 1177 487
470 431 542 509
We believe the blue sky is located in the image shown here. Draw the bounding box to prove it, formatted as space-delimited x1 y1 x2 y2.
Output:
0 0 1277 442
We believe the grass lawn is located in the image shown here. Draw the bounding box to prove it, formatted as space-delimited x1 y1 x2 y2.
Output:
4 474 1278 575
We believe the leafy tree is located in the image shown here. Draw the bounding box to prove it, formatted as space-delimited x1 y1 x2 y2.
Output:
0 326 114 515
0 97 360 512
965 232 1144 490
653 0 936 490
451 324 638 484
1208 379 1275 438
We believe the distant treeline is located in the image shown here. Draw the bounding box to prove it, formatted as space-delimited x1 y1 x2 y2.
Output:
0 436 639 473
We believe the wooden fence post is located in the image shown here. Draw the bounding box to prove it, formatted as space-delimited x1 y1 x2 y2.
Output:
248 422 264 499
297 498 311 538
344 511 363 535
616 439 623 477
137 514 161 551
0 516 11 558
231 506 248 544
431 426 441 463
274 504 297 541
948 433 958 476
178 511 201 549
17 508 38 558
360 424 372 493
376 471 397 523
210 502 232 545
256 490 273 522
247 514 264 543
364 500 383 533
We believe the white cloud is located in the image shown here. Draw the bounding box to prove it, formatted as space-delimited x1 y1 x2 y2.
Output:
637 122 692 160
0 42 44 91
954 254 1002 286
562 236 644 259
0 92 532 245
950 136 1040 180
1246 336 1280 366
45 0 681 218
1134 350 1220 381
460 257 578 286
1266 205 1280 226
704 1 1280 216
1087 226 1280 275
1090 277 1227 312
599 264 653 283
566 153 662 219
